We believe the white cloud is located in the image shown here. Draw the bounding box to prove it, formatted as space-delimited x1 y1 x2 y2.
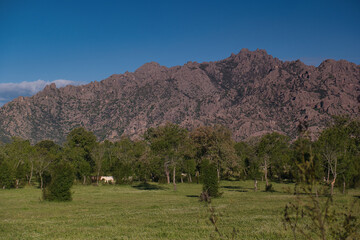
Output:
0 79 81 106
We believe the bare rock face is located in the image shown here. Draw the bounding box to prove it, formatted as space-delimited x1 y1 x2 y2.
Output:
0 49 359 143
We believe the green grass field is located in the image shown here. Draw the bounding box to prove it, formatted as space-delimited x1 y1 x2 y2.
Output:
1 181 359 240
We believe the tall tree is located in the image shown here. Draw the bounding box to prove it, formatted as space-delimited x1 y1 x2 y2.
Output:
4 137 32 188
101 140 116 177
235 141 260 190
112 137 136 184
191 125 238 181
65 146 89 184
64 127 97 184
33 140 60 190
145 123 188 190
318 116 360 194
256 132 290 187
91 143 106 185
0 146 14 189
181 158 196 183
345 119 360 188
131 140 149 183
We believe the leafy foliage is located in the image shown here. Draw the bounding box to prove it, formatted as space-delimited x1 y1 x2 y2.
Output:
283 116 360 239
191 125 239 181
0 116 359 198
145 123 189 189
201 160 221 199
64 127 97 184
43 161 74 201
0 161 14 189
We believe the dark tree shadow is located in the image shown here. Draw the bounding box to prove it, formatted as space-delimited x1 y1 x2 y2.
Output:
222 186 243 189
132 182 166 190
261 190 277 193
221 186 252 191
229 189 248 192
186 195 199 198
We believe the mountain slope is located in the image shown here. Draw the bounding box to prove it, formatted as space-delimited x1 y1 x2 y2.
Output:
0 49 359 143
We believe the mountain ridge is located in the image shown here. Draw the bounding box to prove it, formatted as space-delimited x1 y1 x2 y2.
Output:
1 49 359 143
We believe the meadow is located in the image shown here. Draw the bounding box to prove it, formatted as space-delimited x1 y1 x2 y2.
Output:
1 181 359 240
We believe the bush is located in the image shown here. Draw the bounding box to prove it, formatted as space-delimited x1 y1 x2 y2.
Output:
201 160 221 200
265 183 274 192
43 161 74 201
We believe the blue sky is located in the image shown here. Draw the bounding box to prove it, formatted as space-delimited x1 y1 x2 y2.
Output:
0 0 359 105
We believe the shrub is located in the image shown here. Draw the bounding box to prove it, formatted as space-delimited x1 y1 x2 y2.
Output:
265 183 274 192
43 161 74 201
201 160 221 200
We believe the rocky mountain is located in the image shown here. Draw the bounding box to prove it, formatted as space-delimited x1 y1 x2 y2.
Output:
0 49 359 144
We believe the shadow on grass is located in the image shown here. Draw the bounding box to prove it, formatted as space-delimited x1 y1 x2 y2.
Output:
293 192 331 197
186 195 199 198
353 195 360 199
222 186 243 190
229 189 248 192
132 182 166 191
261 190 277 193
221 186 251 192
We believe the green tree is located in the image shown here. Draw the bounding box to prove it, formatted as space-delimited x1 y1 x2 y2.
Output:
64 128 97 184
292 137 323 183
34 140 61 190
3 137 32 188
91 143 106 185
191 125 238 181
339 118 360 191
317 117 360 194
131 140 149 183
318 126 345 195
101 140 116 177
283 144 360 240
256 132 290 188
0 146 14 188
145 123 188 190
181 158 196 183
111 137 136 184
65 147 89 184
0 161 14 189
235 141 260 190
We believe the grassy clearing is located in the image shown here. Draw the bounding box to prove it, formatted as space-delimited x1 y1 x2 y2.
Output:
0 181 359 239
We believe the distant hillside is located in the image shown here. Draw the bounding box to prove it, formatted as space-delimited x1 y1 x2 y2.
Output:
0 49 359 143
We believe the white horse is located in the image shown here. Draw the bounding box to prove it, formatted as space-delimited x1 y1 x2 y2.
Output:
100 176 114 183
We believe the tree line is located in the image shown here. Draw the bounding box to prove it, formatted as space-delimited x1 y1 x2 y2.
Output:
0 116 359 195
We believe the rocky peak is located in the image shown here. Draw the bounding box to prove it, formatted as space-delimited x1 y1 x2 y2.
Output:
41 83 57 93
227 48 279 68
0 49 358 144
47 82 57 90
235 48 269 58
318 59 359 73
134 62 169 80
135 62 164 73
